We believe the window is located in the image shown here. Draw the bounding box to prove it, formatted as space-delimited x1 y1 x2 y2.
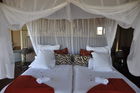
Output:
97 27 105 35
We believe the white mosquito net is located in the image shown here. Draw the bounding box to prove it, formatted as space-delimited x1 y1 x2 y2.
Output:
27 18 117 54
0 0 140 79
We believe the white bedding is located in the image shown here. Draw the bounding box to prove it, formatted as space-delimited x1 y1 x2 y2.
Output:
73 65 140 93
1 65 140 93
1 65 73 93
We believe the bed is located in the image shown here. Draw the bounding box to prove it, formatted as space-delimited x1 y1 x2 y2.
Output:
1 65 73 93
73 65 140 93
1 65 140 93
1 45 140 93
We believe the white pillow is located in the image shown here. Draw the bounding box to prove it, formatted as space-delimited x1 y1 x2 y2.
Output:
38 45 60 51
88 58 94 69
29 50 55 69
88 52 113 72
86 45 109 54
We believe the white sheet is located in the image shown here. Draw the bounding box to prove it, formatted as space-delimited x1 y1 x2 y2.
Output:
73 65 140 93
0 65 73 93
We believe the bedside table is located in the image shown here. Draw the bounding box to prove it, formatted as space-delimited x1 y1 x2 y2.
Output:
112 51 140 88
112 50 127 73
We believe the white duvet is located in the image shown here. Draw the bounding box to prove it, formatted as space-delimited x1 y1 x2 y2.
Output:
73 65 140 93
1 65 73 93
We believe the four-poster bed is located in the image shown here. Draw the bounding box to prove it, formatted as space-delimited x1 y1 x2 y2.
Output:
0 0 140 93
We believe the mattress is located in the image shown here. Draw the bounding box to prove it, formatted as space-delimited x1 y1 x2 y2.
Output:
73 65 140 93
1 65 73 93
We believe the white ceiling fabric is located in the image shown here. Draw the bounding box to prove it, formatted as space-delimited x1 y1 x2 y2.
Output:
1 0 140 28
46 4 104 20
71 0 140 26
3 0 66 11
0 1 68 28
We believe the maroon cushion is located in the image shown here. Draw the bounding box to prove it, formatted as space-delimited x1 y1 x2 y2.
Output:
80 49 93 56
54 48 69 54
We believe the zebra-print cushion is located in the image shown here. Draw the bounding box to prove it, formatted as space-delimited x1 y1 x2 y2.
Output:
73 55 90 67
55 53 72 65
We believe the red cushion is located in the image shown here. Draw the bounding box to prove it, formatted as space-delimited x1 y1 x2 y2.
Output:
88 78 135 93
5 75 54 93
54 48 69 54
80 49 93 56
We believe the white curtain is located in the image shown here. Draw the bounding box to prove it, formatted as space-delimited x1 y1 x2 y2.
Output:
1 0 140 28
0 1 67 29
71 0 140 25
127 12 140 76
0 9 15 79
27 18 117 54
105 20 118 48
1 0 140 76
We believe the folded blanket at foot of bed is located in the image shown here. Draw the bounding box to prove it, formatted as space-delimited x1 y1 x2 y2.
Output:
88 78 135 93
4 75 54 93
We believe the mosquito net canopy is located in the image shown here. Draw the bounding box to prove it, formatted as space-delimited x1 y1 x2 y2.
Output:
1 0 139 28
0 0 140 79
